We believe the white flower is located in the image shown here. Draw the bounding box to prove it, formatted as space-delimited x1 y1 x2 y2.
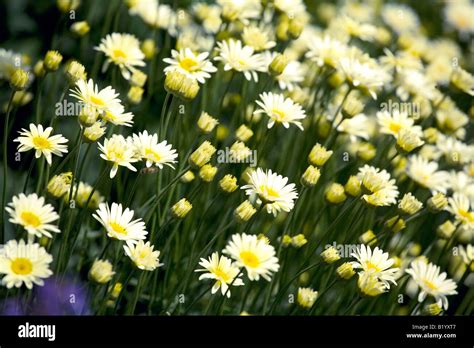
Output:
376 110 422 138
102 104 134 127
406 259 458 310
305 35 348 69
89 259 115 284
223 233 280 281
217 0 261 25
123 240 162 271
381 4 420 34
396 69 437 101
337 113 371 141
406 155 450 194
214 39 266 82
95 33 145 80
98 134 138 178
351 244 399 288
6 193 60 239
242 168 298 216
93 202 148 243
14 124 68 165
131 131 178 169
0 239 53 289
446 193 474 229
254 92 306 130
195 252 244 297
357 165 399 207
163 48 217 84
70 78 121 113
242 25 276 52
338 56 391 100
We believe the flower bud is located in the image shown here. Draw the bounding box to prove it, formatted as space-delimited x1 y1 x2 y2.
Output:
344 176 361 197
385 215 406 233
171 198 192 219
301 165 320 187
57 0 80 13
219 174 238 193
320 246 340 264
47 172 72 198
65 60 86 84
336 262 355 280
428 193 448 212
308 143 333 167
325 183 347 204
437 220 456 239
235 124 254 142
197 112 219 133
199 164 218 182
288 18 304 40
44 50 63 72
83 121 106 143
130 69 147 87
234 200 256 223
398 193 423 215
89 259 115 284
291 234 308 248
269 53 288 77
127 86 144 105
70 21 90 36
79 106 99 127
297 287 318 308
423 303 443 316
34 60 46 78
189 141 216 168
141 39 157 60
180 170 195 183
342 95 364 118
10 69 29 91
360 230 377 245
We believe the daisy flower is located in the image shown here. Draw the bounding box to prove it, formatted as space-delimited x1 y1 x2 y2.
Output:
305 35 348 69
70 78 121 113
123 240 162 271
102 104 134 127
338 56 391 100
14 124 68 165
376 110 422 138
357 165 399 207
406 259 458 310
131 131 178 169
195 252 244 297
163 48 217 84
93 202 148 243
406 155 450 194
95 33 145 80
276 60 304 92
446 193 474 229
242 25 276 52
241 168 298 216
217 0 261 25
0 239 53 289
98 134 138 178
6 193 60 239
223 233 280 281
351 244 399 288
395 69 437 101
254 92 306 130
214 39 266 82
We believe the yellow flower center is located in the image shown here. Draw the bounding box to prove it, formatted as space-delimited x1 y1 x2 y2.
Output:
260 185 280 201
90 95 105 107
179 57 199 72
365 261 381 273
423 278 438 291
11 257 33 275
458 209 474 223
20 211 41 227
145 148 161 162
109 222 127 235
112 49 127 60
240 251 260 268
213 268 230 283
32 136 51 150
272 108 286 121
388 122 401 134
